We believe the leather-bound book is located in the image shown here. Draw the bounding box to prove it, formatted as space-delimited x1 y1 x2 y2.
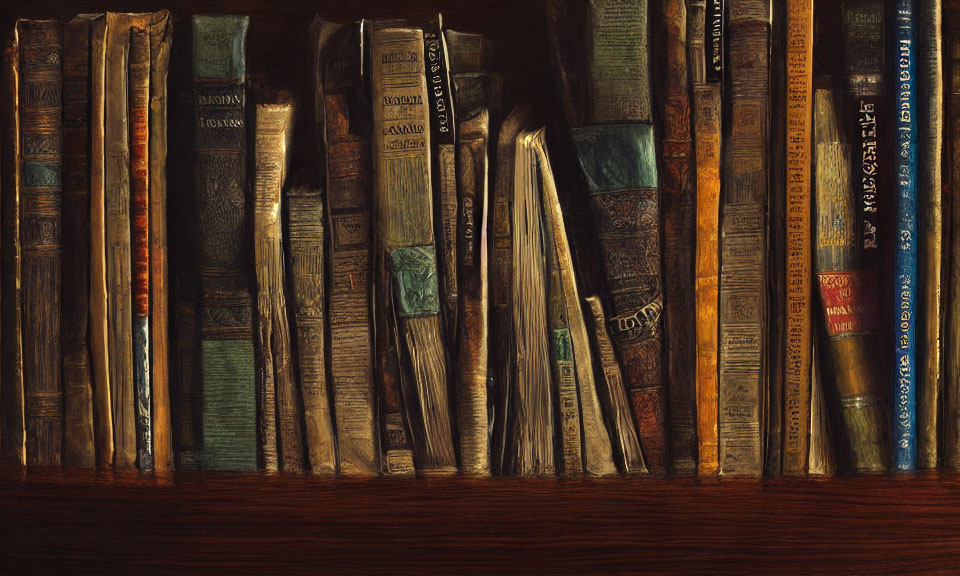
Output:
917 0 943 470
17 19 63 467
782 0 814 476
148 10 173 476
320 21 379 476
129 27 152 472
252 84 302 473
892 0 919 472
62 15 98 468
1 38 25 466
813 87 887 474
688 0 722 476
716 0 770 477
659 0 698 477
192 15 257 471
946 3 960 470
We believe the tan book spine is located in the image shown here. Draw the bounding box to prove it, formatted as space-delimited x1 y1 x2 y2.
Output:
807 330 835 476
782 0 814 476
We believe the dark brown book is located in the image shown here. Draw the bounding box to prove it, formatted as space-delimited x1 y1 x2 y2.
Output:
17 19 63 467
944 2 960 469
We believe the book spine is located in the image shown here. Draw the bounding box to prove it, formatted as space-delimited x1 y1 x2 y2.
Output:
782 0 814 476
88 16 113 470
371 26 457 476
917 0 942 470
149 11 173 475
807 330 835 476
1 40 25 466
129 27 152 472
946 4 960 469
62 17 96 468
688 0 721 476
587 0 652 123
18 19 63 467
706 0 723 82
286 184 337 475
660 0 698 476
892 0 918 472
192 15 257 471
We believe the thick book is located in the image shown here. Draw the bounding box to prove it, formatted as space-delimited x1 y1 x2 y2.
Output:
320 21 379 477
253 85 302 473
689 0 722 476
917 0 943 470
62 15 97 468
192 15 257 471
659 0 698 476
17 19 63 467
370 24 457 476
782 0 814 476
892 0 918 472
813 87 888 474
129 26 152 471
717 0 770 477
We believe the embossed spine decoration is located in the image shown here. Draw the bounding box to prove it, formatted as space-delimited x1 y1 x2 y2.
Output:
917 0 942 469
588 0 651 123
17 19 63 467
371 25 456 475
321 22 379 476
813 87 888 474
661 0 698 476
192 15 257 471
1 37 26 466
688 0 722 476
782 0 814 476
717 0 769 476
892 0 918 472
253 89 302 473
62 16 97 468
946 4 960 470
129 27 152 471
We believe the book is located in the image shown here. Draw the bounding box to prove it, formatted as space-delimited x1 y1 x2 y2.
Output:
946 2 960 470
62 15 97 468
689 0 722 477
370 24 457 476
892 0 918 472
192 15 257 471
320 21 379 476
807 330 835 476
717 0 770 477
587 0 651 124
17 19 63 467
0 37 25 466
129 26 152 472
917 0 943 470
660 0 698 476
782 0 814 476
813 86 888 474
253 84 302 473
148 10 173 476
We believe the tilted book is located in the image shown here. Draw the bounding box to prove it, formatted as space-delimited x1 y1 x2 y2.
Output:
192 15 257 471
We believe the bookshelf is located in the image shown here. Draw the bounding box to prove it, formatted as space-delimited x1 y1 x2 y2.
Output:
2 0 960 573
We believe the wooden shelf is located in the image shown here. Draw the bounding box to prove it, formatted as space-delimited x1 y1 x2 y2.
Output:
3 469 960 574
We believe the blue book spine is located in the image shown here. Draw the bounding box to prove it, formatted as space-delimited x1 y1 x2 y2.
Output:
893 0 918 471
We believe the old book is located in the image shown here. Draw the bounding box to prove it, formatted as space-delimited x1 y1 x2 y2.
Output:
782 0 814 476
706 0 723 82
588 0 651 124
320 22 379 477
688 0 721 477
660 0 698 476
17 19 63 467
813 87 888 474
807 330 835 476
62 15 97 468
370 24 457 476
424 18 458 347
285 179 337 475
253 85 302 473
716 0 770 477
192 15 257 471
129 27 152 471
534 129 617 477
0 38 25 466
917 0 943 470
946 3 960 470
892 0 919 472
148 10 173 476
570 124 667 474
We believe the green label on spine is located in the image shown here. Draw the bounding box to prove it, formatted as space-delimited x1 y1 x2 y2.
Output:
390 246 440 317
